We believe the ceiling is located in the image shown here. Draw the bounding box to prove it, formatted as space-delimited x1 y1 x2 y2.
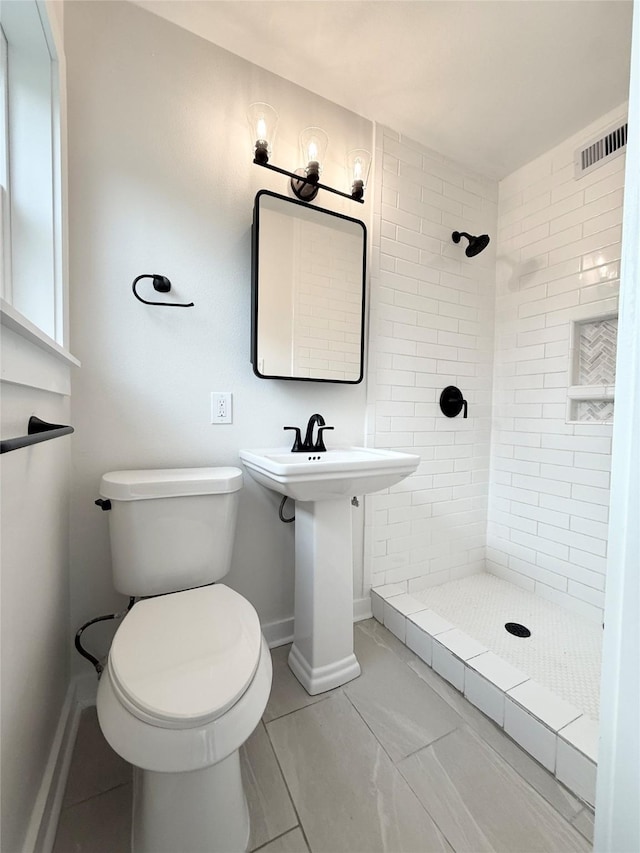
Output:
134 0 633 179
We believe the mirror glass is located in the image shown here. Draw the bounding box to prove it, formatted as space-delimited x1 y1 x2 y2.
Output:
252 191 366 383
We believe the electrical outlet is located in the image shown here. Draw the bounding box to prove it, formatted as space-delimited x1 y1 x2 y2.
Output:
211 392 232 424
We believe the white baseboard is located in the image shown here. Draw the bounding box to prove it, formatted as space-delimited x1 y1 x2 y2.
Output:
262 598 372 650
354 596 373 622
261 616 294 649
22 673 98 853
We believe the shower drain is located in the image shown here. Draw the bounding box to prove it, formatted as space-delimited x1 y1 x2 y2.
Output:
505 622 531 638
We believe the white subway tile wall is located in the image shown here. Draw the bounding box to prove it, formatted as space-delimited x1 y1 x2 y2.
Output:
487 104 626 623
293 219 363 381
366 106 624 622
366 126 498 594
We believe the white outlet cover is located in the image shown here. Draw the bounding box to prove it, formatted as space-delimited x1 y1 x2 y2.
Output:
211 392 232 424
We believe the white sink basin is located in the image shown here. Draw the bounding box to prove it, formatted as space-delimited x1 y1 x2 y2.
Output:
239 446 420 502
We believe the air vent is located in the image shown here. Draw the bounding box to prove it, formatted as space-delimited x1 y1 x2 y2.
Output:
575 121 628 179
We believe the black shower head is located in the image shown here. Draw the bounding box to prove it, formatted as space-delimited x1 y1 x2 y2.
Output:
452 231 490 257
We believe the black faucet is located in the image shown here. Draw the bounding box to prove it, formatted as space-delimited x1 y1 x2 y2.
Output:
284 413 334 453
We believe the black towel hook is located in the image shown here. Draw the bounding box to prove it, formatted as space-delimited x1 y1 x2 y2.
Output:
132 274 194 307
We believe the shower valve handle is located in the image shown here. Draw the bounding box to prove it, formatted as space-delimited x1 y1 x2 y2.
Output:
439 386 468 419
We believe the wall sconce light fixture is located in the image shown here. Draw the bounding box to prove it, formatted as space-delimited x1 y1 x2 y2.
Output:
248 102 368 204
247 102 279 165
291 127 329 201
347 149 372 201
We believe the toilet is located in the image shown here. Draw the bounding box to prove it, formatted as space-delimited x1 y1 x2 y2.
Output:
95 467 272 853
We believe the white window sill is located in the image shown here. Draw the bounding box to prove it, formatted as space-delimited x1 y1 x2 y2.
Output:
1 299 79 395
1 299 80 368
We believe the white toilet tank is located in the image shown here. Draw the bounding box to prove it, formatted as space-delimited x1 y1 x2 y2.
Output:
99 467 243 597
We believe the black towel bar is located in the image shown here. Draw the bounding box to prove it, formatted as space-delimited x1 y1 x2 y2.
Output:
0 416 74 454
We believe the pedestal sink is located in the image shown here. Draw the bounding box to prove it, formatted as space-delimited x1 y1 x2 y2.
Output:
239 446 420 694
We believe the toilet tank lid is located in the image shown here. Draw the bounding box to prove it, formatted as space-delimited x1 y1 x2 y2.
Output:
100 467 243 500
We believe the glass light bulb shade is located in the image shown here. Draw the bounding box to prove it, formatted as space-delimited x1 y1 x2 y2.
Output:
347 149 371 187
247 102 279 164
299 127 329 177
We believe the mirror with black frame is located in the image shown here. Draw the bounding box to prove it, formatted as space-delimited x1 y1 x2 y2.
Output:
251 191 367 383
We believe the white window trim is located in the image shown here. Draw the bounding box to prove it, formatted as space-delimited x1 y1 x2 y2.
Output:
1 25 11 302
0 0 79 382
39 0 69 349
1 298 79 368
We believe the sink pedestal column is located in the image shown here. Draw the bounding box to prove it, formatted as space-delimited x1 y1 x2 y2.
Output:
288 498 361 695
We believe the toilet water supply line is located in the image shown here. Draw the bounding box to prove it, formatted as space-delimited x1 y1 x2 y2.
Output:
74 495 297 676
76 492 295 676
77 493 356 673
74 598 135 677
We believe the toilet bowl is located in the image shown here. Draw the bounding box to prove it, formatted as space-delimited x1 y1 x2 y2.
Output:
94 468 272 853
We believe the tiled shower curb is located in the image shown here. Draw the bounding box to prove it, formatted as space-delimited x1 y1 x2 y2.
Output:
371 584 598 807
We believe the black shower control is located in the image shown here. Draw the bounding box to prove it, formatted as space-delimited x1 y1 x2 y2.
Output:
439 386 468 418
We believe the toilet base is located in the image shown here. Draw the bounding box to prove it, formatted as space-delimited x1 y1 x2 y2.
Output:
132 750 250 853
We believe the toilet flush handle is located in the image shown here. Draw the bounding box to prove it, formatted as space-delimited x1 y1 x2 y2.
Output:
95 498 112 511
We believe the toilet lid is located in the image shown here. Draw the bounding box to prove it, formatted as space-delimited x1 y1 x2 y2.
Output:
108 585 262 729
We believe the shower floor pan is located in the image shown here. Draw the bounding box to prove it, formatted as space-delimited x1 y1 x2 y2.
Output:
371 573 601 806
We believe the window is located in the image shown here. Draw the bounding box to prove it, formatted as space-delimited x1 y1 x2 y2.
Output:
1 27 9 298
0 0 65 347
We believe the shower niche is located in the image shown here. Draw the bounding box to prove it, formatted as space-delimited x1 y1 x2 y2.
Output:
567 314 618 422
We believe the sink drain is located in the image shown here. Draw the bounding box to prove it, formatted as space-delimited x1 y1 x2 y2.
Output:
505 622 531 638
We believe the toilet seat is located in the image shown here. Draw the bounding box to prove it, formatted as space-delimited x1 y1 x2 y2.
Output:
108 584 261 729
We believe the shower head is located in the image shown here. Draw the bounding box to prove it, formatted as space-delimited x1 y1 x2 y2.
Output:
452 231 490 257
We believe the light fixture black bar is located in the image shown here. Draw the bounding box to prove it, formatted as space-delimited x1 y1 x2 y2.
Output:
0 416 74 454
253 160 364 204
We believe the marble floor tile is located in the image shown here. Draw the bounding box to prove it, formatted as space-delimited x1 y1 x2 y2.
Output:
405 652 583 822
267 692 452 853
241 721 298 851
355 617 417 664
55 618 589 853
571 807 595 844
53 782 132 853
253 827 310 853
398 726 591 853
344 621 462 761
63 706 132 808
262 645 336 723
